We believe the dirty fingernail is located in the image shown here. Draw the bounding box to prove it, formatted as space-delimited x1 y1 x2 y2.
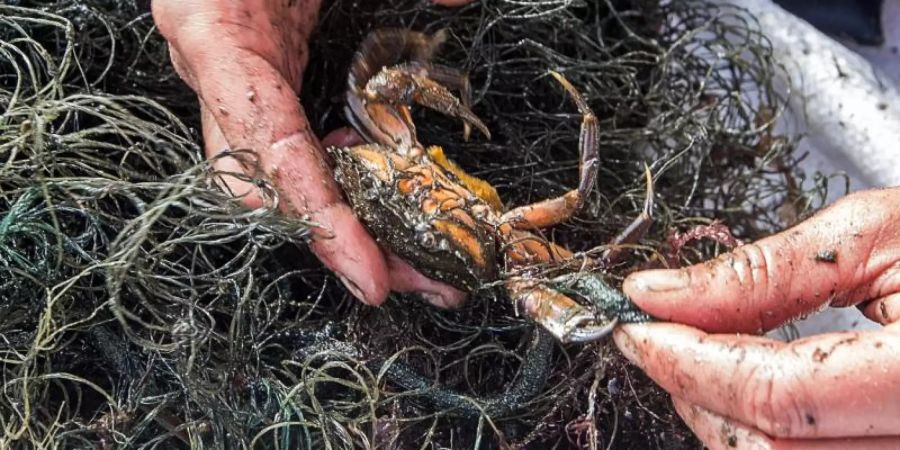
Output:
339 275 369 304
612 325 645 368
627 269 689 293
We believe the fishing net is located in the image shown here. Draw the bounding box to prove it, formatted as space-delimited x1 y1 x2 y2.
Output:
0 0 836 448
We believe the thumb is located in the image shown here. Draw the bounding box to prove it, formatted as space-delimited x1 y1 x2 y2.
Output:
623 188 900 333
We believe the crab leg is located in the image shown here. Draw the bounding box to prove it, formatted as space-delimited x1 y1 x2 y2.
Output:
509 279 617 343
500 71 599 230
599 165 655 267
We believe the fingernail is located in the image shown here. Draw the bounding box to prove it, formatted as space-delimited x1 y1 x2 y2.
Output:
612 325 645 368
420 292 448 308
338 275 369 304
628 270 689 293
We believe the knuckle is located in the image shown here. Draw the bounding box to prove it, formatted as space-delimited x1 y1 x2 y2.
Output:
725 243 776 304
736 243 769 281
869 262 900 301
742 363 814 437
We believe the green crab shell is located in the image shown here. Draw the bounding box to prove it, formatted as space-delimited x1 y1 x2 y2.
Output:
327 144 499 292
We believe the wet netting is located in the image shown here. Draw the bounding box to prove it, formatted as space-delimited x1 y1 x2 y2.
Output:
0 0 837 448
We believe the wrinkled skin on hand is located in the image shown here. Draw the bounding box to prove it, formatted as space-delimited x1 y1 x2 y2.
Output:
150 0 472 308
615 187 900 449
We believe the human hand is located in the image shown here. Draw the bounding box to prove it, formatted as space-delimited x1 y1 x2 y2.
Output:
150 0 471 308
613 187 900 449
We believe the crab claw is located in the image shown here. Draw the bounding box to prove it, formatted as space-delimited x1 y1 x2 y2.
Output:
363 65 492 141
566 317 619 343
508 279 617 343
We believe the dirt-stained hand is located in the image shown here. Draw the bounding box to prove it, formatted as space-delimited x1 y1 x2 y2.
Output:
614 187 900 449
150 0 471 308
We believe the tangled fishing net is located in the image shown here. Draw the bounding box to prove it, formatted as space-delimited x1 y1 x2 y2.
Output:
0 0 837 448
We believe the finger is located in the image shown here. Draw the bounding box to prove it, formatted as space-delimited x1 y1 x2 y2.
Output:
172 45 257 206
614 322 900 438
212 117 390 305
321 127 364 149
270 133 392 305
386 253 468 309
265 134 391 306
673 398 900 450
201 103 266 209
623 188 900 333
165 44 197 90
672 396 776 450
307 200 390 306
862 293 900 325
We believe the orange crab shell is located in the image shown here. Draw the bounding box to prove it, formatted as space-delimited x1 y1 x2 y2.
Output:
328 143 499 291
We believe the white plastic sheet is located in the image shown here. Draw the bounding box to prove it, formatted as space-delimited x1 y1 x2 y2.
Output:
703 0 900 336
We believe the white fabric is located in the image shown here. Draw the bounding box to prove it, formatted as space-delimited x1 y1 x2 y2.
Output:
704 0 900 336
725 0 900 190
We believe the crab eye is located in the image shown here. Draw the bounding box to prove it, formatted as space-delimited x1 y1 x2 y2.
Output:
419 231 436 249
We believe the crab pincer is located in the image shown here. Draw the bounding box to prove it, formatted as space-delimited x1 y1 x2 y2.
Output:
509 278 620 343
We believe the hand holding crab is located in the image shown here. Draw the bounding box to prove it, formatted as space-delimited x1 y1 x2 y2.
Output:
616 187 900 449
151 0 469 309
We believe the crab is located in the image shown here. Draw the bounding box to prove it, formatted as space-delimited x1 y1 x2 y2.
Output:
326 28 654 343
